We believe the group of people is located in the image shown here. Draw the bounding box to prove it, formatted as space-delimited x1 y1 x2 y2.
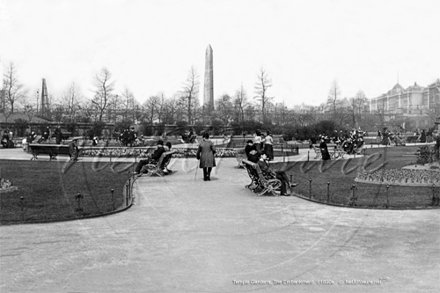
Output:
133 132 217 182
308 129 366 160
119 128 138 147
181 130 198 144
134 140 174 175
2 126 66 149
252 130 274 160
244 130 297 196
377 128 404 146
1 130 14 148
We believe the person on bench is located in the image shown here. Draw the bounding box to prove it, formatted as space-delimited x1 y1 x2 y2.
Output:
257 152 297 196
38 127 51 143
134 140 165 174
245 140 259 163
162 142 173 174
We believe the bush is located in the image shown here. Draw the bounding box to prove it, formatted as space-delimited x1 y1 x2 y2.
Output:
65 122 78 136
416 145 436 165
193 121 205 135
211 119 224 135
86 121 106 139
13 119 29 136
242 120 263 134
176 120 188 129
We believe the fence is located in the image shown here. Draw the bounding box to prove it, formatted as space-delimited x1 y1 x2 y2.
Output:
0 161 136 225
290 174 439 209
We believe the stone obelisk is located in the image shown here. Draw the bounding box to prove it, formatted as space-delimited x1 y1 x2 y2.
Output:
203 45 214 111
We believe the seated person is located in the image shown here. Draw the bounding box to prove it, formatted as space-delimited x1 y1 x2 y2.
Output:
181 131 189 143
27 131 37 143
134 140 165 174
257 152 297 196
1 131 9 147
162 142 173 174
245 140 259 163
188 131 197 143
38 127 50 143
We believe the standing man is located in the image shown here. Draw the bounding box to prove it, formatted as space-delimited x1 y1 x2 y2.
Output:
197 133 216 181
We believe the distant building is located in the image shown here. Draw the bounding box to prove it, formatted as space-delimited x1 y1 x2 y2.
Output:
369 79 440 129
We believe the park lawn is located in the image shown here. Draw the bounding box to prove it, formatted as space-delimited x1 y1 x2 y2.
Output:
0 159 132 225
271 145 437 208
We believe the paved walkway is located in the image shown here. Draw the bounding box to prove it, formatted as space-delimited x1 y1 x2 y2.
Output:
0 148 439 293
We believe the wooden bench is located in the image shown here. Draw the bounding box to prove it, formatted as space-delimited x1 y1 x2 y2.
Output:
241 159 282 196
352 142 366 155
235 148 247 168
28 144 80 161
331 144 346 159
140 150 176 177
313 146 322 159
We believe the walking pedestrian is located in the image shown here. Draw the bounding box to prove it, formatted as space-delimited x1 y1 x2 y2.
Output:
196 132 216 181
319 136 331 161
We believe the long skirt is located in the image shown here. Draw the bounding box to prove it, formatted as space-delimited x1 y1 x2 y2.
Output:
264 144 274 161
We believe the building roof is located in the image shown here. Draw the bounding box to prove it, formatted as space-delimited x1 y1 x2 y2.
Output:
406 82 424 92
388 83 404 95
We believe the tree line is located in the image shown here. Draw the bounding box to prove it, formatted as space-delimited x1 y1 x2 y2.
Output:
2 61 384 139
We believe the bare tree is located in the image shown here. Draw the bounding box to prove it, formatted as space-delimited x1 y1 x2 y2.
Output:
143 95 162 124
162 97 178 124
107 93 122 123
2 62 28 115
327 79 342 114
120 87 135 121
350 90 368 128
254 68 273 123
73 99 93 123
180 66 199 125
244 104 257 121
92 67 115 122
234 84 247 124
273 102 289 125
61 82 83 122
215 94 233 125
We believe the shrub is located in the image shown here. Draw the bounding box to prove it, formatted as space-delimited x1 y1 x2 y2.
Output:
415 145 435 165
13 118 29 136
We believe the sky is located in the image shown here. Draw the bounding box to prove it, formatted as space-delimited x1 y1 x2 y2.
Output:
1 0 439 109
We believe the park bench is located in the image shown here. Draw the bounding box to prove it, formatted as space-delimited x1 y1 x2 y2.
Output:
331 144 346 159
28 144 80 161
352 142 366 155
140 150 176 177
241 159 282 196
235 148 247 168
313 146 322 159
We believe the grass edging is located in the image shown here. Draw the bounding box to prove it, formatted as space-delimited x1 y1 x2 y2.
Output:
292 192 440 210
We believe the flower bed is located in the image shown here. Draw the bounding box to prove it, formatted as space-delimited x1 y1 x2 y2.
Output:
355 168 440 186
79 147 239 158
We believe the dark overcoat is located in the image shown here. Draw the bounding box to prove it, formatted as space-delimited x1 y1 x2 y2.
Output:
197 139 216 168
320 141 331 161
